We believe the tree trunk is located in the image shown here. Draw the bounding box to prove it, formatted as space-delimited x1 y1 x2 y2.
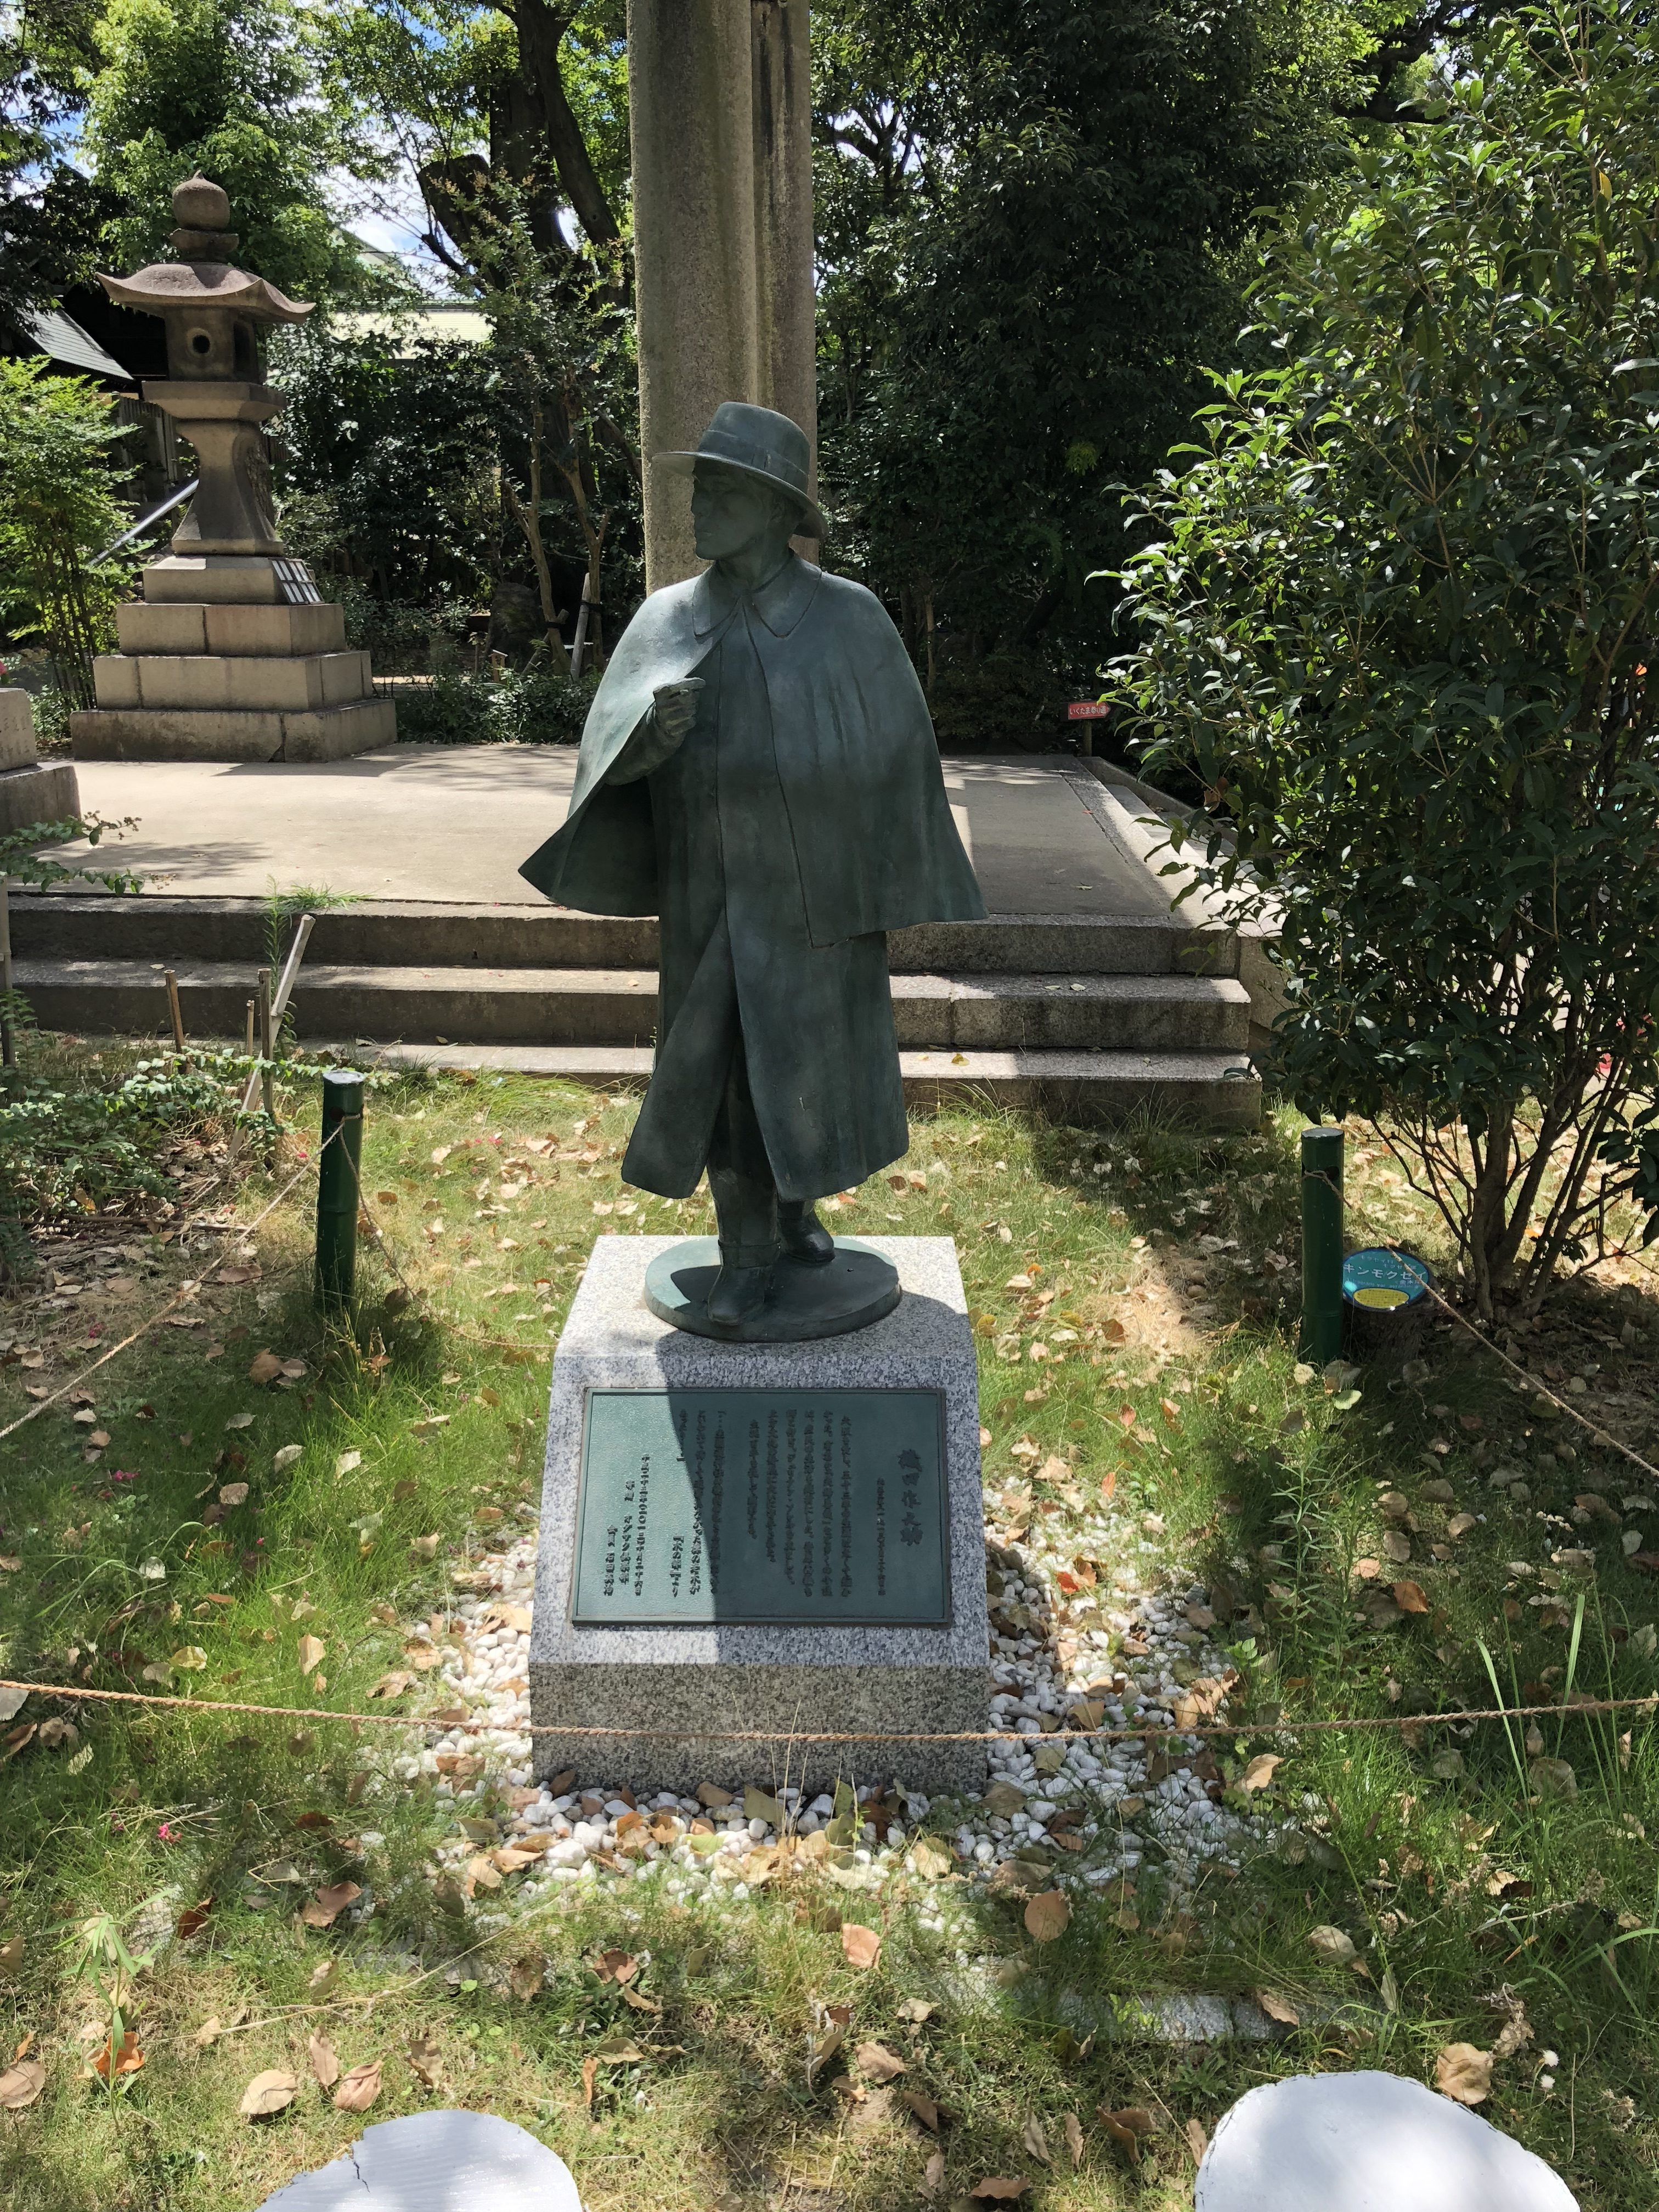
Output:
512 0 623 253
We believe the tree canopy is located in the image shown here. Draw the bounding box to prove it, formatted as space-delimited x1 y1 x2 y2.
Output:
1109 0 1659 1307
812 0 1390 690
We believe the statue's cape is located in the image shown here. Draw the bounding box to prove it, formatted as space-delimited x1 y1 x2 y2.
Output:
518 561 985 945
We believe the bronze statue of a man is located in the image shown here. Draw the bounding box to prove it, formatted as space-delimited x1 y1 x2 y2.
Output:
521 402 983 1329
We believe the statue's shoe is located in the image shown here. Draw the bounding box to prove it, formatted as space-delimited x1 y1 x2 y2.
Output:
779 1203 835 1266
706 1263 772 1326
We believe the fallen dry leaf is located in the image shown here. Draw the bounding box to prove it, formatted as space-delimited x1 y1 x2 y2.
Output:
896 1997 935 2024
333 2059 381 2113
407 2035 443 2089
1022 2113 1051 2165
806 2029 843 2089
1024 1889 1071 1943
904 2087 943 2130
300 1881 360 1929
910 1838 953 1881
248 1351 282 1385
0 1936 24 1977
509 1949 545 2003
296 1634 326 1675
840 1922 881 1970
0 2057 45 2109
1099 2106 1157 2162
1237 1753 1282 1793
175 1897 214 1941
93 2031 143 2080
1185 2117 1209 2164
855 2040 906 2084
1255 1988 1300 2026
308 2033 340 2089
922 2148 946 2198
1064 2111 1084 2168
1393 1579 1430 1615
1307 1925 1357 1964
970 2177 1032 2200
308 1960 338 1997
240 2068 298 2118
1435 2042 1493 2107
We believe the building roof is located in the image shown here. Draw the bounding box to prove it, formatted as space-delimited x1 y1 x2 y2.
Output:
17 304 134 383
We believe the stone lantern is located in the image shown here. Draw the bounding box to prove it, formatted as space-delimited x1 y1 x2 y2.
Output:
70 176 394 762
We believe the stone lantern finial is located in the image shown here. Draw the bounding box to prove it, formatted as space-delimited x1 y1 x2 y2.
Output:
168 172 239 261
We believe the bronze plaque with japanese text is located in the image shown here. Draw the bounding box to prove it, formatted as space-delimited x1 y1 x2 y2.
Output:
571 1389 949 1625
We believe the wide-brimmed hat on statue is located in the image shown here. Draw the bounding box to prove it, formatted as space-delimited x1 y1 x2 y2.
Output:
656 400 826 539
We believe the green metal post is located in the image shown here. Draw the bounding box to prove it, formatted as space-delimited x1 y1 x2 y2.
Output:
315 1069 364 1311
1300 1125 1345 1365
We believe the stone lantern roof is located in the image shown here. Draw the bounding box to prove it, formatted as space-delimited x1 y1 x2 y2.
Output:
96 174 312 382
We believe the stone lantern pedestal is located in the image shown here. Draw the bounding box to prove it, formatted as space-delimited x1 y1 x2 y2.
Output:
70 177 394 764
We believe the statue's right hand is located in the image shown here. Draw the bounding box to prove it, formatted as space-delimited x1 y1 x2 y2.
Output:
651 678 704 744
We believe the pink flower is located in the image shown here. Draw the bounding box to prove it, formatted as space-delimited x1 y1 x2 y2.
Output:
157 1822 176 1842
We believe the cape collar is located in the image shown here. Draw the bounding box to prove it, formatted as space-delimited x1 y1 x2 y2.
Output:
692 554 821 639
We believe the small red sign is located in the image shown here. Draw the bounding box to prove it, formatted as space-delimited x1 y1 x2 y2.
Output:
1066 701 1111 721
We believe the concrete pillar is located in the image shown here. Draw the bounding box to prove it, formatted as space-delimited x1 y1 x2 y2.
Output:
751 0 817 524
628 0 759 591
627 0 818 590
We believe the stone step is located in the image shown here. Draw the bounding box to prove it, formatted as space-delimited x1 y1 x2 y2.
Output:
69 694 396 763
0 759 80 838
92 648 372 713
7 894 1238 978
11 958 1251 1053
371 1040 1262 1130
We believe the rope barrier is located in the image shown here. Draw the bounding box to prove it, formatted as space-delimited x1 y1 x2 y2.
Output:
2 1674 1652 1745
9 1098 1659 1765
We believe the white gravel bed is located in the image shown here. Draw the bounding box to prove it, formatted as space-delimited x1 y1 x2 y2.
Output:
370 1499 1276 1928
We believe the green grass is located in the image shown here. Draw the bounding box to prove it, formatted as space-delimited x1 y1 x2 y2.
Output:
2 1055 1658 2208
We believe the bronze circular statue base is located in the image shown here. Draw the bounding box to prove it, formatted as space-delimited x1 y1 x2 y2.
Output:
644 1237 901 1342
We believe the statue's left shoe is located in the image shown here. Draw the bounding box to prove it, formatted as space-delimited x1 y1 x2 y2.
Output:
779 1200 834 1266
706 1262 772 1327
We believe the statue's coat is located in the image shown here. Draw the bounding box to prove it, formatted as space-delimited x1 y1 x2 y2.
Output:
520 561 984 940
520 558 984 1201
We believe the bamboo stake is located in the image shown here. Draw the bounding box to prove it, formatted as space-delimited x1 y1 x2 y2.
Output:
163 968 186 1053
257 968 275 1124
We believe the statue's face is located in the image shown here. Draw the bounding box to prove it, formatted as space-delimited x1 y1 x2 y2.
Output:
691 464 792 561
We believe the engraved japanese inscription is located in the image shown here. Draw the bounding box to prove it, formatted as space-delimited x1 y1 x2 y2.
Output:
571 1388 949 1626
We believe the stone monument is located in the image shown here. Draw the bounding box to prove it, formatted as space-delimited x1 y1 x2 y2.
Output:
0 689 78 836
524 399 990 1795
70 176 395 764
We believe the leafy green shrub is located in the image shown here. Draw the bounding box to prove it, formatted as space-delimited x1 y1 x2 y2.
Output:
393 666 596 747
0 359 135 707
1110 0 1659 1315
0 1055 234 1240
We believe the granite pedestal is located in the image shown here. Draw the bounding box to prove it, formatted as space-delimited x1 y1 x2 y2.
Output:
0 688 79 834
528 1235 990 1798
